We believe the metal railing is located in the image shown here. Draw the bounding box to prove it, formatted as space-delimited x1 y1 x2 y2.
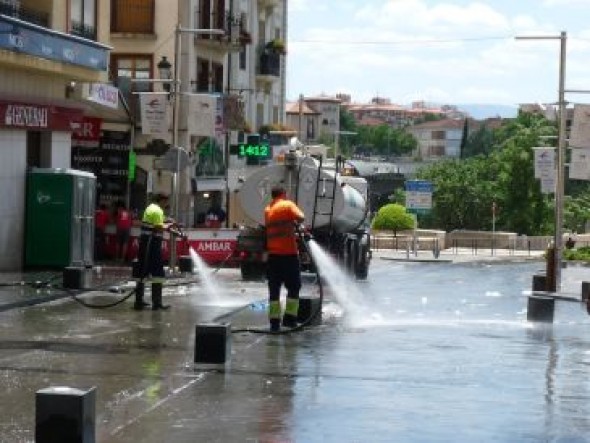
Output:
370 234 561 256
71 20 96 40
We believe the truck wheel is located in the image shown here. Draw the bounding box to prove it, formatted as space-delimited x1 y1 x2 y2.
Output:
355 243 369 280
348 239 358 274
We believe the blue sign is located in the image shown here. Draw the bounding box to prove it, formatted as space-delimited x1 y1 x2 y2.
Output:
405 180 434 193
0 15 109 71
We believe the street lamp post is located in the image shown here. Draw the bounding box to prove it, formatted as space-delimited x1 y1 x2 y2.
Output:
515 31 567 290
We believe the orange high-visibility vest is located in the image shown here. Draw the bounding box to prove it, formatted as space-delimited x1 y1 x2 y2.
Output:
264 198 304 255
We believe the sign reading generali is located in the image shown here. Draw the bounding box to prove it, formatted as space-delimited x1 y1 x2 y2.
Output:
0 100 83 131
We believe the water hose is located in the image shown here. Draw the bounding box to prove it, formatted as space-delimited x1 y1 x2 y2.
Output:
230 225 324 335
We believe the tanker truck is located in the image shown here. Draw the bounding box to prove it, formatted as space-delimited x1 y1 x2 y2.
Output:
235 151 371 280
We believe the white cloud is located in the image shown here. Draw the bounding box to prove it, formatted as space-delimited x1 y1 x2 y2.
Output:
543 0 588 6
288 0 590 104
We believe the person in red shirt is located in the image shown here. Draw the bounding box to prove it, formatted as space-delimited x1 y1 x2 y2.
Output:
94 203 109 261
115 200 133 262
264 186 305 332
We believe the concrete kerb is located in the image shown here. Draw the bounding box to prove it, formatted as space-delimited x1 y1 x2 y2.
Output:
373 248 546 264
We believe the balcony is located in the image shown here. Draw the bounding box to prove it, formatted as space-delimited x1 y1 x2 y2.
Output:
258 0 280 9
71 20 96 41
258 52 280 77
0 14 109 72
0 0 49 27
194 10 252 53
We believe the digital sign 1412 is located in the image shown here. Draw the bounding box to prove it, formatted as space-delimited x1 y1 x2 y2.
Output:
238 144 272 158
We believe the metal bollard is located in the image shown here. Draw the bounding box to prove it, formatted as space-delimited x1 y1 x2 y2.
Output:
532 274 547 292
131 259 141 279
194 323 231 364
179 255 193 273
36 386 96 443
582 282 590 302
527 295 555 323
63 267 92 290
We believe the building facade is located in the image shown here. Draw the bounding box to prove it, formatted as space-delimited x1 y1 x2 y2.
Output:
0 0 111 270
107 0 288 228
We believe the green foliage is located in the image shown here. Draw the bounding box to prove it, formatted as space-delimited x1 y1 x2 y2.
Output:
418 112 557 235
371 203 414 236
461 124 496 158
355 124 417 158
564 194 590 233
563 246 590 262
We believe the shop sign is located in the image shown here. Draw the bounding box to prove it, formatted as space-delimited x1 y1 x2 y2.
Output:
83 83 119 109
0 101 82 131
72 116 102 147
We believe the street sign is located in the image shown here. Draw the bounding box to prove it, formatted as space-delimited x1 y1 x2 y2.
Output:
405 180 433 213
161 147 190 172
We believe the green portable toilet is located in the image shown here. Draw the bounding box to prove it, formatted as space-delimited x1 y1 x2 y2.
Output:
25 168 96 268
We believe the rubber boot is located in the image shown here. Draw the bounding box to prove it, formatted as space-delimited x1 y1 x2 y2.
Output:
282 297 299 328
151 282 169 311
133 281 149 310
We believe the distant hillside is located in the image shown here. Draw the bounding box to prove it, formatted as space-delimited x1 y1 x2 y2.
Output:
457 104 518 120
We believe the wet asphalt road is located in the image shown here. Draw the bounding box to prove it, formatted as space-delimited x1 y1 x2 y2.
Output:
2 255 590 442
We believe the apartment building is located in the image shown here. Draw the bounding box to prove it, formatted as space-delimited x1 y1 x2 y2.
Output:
407 119 466 159
106 0 287 227
0 0 111 270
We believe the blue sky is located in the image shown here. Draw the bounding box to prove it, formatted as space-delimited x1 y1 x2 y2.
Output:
287 0 590 106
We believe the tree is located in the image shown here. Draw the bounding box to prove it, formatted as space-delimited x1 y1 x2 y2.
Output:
418 112 556 235
354 124 416 158
371 203 414 236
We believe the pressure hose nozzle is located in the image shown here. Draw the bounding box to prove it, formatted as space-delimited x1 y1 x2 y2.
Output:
294 223 312 242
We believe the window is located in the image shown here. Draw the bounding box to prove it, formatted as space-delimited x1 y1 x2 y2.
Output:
111 0 155 34
432 130 445 140
197 0 225 39
70 0 96 40
195 58 224 93
110 54 152 117
239 46 247 70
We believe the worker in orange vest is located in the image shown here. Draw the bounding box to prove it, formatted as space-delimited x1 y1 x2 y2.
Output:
264 185 305 332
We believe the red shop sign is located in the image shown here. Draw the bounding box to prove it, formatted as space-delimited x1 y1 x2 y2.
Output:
0 100 83 131
72 116 102 143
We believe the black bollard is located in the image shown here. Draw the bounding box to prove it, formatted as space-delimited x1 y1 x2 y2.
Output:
131 259 141 279
545 247 557 292
582 282 590 302
63 267 92 290
527 295 555 323
179 255 193 273
532 274 547 292
36 386 96 443
194 323 231 364
297 296 322 326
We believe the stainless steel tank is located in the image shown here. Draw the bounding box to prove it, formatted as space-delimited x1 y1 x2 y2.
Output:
237 155 367 233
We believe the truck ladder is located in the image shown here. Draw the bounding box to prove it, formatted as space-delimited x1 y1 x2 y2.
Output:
310 156 340 233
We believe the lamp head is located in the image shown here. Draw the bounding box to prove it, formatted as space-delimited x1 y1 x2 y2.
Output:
157 56 172 93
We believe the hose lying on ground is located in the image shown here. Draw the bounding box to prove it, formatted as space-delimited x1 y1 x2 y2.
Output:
229 228 324 335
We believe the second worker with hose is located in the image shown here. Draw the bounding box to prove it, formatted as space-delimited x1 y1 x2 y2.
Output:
264 186 305 332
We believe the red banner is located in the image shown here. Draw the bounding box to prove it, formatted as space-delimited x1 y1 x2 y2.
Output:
0 100 83 131
72 116 102 145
